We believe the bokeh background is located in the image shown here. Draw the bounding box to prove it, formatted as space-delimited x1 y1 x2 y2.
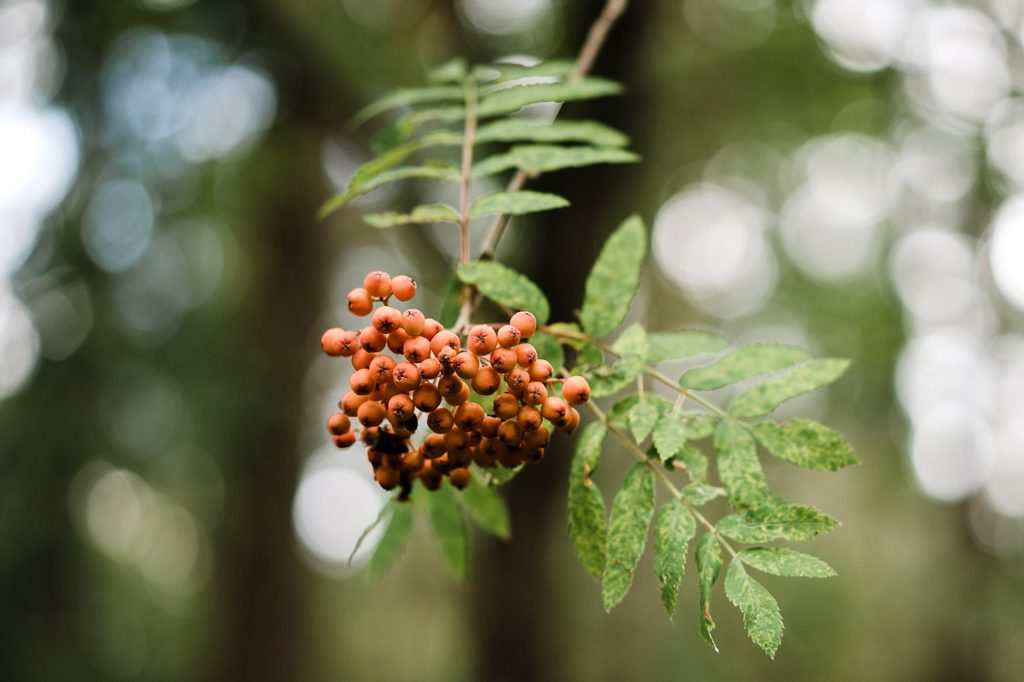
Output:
2 0 1024 679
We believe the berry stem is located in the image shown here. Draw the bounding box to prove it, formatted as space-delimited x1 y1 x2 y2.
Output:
584 400 739 559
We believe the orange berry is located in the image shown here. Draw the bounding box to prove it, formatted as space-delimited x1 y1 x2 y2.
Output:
467 325 498 356
401 309 426 336
493 393 519 420
320 328 348 357
350 368 374 395
428 407 454 433
327 412 351 435
333 431 357 448
386 328 410 354
357 400 386 426
347 288 373 316
363 271 392 299
510 311 537 339
523 425 550 450
524 381 548 406
479 415 501 438
453 351 480 379
419 357 442 379
421 318 443 340
448 381 471 406
497 419 523 447
430 330 461 357
392 362 421 391
517 405 542 432
515 343 538 367
558 407 580 433
391 275 417 301
438 374 464 398
388 394 415 421
489 347 517 373
528 360 553 382
375 464 400 490
403 336 431 363
505 368 530 397
423 433 447 458
541 396 569 423
413 383 442 412
449 467 471 489
443 427 469 451
454 402 485 431
497 325 521 348
471 366 501 395
359 326 387 353
371 305 402 335
340 391 368 416
561 376 591 405
351 348 376 370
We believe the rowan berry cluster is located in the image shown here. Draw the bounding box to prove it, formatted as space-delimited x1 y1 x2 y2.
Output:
321 270 591 498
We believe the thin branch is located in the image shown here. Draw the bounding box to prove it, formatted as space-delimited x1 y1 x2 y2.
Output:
457 77 478 265
348 501 392 565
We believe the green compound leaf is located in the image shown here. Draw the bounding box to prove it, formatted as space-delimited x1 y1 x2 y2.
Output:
568 422 608 579
364 203 460 228
629 394 667 443
682 412 718 440
475 119 629 147
586 324 648 398
529 331 564 378
457 260 550 324
428 484 469 581
647 331 729 363
738 547 836 579
428 58 467 83
456 475 511 540
476 59 575 83
478 76 623 117
695 533 722 652
725 561 784 659
682 481 726 507
580 215 647 338
602 463 655 611
319 163 460 219
486 464 523 486
653 412 688 462
469 190 569 218
675 443 710 483
473 145 639 177
608 394 640 431
351 85 464 127
714 421 770 510
654 502 696 617
680 345 812 391
366 501 414 582
752 419 860 472
728 358 851 418
717 504 839 543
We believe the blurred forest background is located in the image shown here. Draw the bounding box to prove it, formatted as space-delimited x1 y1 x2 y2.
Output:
2 0 1024 680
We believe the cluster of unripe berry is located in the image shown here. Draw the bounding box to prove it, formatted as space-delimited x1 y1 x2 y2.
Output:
322 270 591 498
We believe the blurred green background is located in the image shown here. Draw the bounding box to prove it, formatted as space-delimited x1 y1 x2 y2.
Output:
2 0 1024 680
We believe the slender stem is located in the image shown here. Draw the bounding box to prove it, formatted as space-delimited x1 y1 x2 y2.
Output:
458 78 478 265
456 0 630 328
585 401 739 559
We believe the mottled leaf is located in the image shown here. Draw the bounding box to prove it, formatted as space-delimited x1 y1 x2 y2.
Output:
654 502 696 616
478 77 622 116
653 412 688 462
738 547 836 578
457 476 510 540
602 463 655 610
568 422 608 578
428 58 467 83
725 561 784 659
475 119 629 147
428 484 468 581
647 331 729 363
473 145 639 177
682 482 726 507
366 501 414 582
714 421 769 510
682 412 718 440
629 394 666 443
717 504 839 543
729 358 851 418
456 261 550 324
580 215 647 338
608 394 640 431
469 190 568 218
364 203 460 228
319 164 460 219
680 345 811 391
675 444 709 482
696 533 722 652
752 419 859 471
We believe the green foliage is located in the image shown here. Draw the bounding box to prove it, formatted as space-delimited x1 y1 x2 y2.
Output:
738 547 836 578
477 77 623 117
653 411 689 462
725 561 784 659
680 345 811 391
695 533 722 652
475 119 629 147
352 85 463 127
653 502 696 616
579 215 647 338
728 358 851 418
366 501 414 582
602 463 655 611
428 485 469 581
752 419 860 471
468 190 569 218
456 261 550 324
363 203 460 228
647 331 729 363
529 331 565 377
628 394 666 443
681 482 725 507
568 422 608 579
473 144 638 177
457 476 511 540
717 504 838 543
714 421 769 510
674 444 710 482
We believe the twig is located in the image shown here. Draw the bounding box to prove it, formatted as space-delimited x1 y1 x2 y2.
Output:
348 501 392 565
457 77 478 266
